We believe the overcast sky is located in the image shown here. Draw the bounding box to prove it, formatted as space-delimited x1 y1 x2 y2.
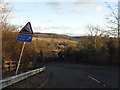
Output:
1 0 118 36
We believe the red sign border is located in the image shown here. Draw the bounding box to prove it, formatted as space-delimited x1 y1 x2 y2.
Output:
19 22 33 34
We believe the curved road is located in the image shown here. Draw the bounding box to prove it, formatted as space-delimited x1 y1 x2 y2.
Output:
43 64 119 88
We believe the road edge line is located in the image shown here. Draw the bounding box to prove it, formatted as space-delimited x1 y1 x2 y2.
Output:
39 78 49 88
88 75 101 84
38 72 50 88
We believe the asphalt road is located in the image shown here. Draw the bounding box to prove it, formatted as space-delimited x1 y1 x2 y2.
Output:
42 63 119 88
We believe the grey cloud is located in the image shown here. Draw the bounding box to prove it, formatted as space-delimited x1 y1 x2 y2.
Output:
47 26 73 30
74 0 99 3
12 8 26 12
71 9 80 13
48 1 104 14
7 15 16 19
73 0 97 6
73 2 95 6
33 25 83 36
47 19 55 23
46 2 64 14
46 1 91 14
47 2 60 6
34 25 73 30
30 4 39 8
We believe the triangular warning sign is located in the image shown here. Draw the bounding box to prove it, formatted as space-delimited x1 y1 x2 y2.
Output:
19 22 33 34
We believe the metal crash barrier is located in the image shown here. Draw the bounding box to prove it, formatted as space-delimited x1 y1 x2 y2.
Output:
0 66 46 89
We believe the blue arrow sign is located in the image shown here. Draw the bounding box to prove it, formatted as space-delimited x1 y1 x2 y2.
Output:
17 34 33 42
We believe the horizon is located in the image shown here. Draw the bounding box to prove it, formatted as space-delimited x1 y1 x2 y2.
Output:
2 0 118 36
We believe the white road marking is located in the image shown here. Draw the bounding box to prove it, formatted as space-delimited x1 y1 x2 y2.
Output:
39 78 49 88
88 76 101 84
103 84 106 86
27 37 31 40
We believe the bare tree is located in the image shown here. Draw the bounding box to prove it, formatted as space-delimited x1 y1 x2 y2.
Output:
105 1 120 65
105 1 120 38
0 1 13 23
0 1 14 33
86 25 106 37
86 25 107 48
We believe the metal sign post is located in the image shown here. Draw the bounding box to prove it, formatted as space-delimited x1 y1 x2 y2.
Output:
15 22 33 75
15 42 26 75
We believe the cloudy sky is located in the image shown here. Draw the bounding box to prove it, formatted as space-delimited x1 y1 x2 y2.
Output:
1 0 118 36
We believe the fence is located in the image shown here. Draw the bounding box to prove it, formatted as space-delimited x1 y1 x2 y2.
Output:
3 59 17 72
0 66 46 89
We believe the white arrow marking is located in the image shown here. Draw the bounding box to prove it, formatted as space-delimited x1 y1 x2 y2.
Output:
27 36 32 40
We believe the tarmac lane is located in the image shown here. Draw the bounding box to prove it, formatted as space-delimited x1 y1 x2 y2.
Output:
42 64 118 88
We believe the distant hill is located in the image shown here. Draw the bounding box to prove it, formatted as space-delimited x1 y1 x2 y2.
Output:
34 32 72 40
34 32 93 42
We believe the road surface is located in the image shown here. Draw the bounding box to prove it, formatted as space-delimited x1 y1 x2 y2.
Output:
42 63 119 88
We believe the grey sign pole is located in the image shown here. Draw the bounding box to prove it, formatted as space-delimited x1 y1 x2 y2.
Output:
15 42 26 75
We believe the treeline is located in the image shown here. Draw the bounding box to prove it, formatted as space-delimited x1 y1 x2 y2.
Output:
32 32 119 66
56 36 119 65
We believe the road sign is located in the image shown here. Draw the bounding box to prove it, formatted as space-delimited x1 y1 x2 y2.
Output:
17 34 33 42
19 22 33 34
16 22 34 75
